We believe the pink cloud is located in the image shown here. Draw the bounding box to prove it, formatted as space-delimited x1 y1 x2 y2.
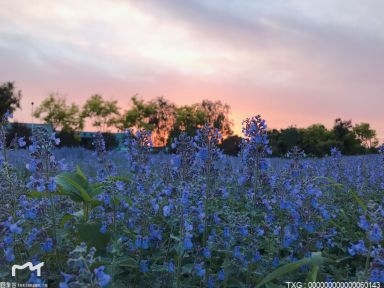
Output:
0 0 382 139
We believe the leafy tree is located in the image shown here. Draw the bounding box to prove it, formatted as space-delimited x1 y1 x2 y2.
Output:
120 96 177 146
333 118 352 140
267 120 373 157
121 97 233 146
353 122 378 150
267 129 281 156
332 118 362 155
169 100 233 143
34 94 83 132
148 96 176 146
219 135 242 156
199 100 233 137
0 81 22 116
301 124 333 156
169 104 207 142
81 94 120 131
277 127 303 155
119 95 157 131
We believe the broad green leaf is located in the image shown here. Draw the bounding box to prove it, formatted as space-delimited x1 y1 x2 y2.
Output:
57 186 83 202
76 223 111 255
305 262 319 283
256 252 324 288
89 182 104 198
56 172 92 202
75 165 87 181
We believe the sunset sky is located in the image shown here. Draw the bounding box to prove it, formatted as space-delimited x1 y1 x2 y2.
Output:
1 0 383 138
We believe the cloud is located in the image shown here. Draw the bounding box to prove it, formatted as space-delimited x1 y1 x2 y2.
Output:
0 0 383 137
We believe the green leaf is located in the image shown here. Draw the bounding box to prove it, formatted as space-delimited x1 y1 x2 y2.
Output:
57 186 83 202
265 283 282 288
107 175 132 183
28 190 50 198
256 252 324 288
89 183 104 198
350 189 367 212
174 242 184 257
56 166 103 207
76 223 111 255
305 261 320 283
149 264 168 272
56 171 92 202
90 199 103 208
75 165 87 180
170 234 181 241
115 257 137 268
181 263 194 275
59 213 74 226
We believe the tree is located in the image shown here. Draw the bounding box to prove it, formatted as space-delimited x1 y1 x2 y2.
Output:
353 122 378 150
301 124 333 156
33 94 83 132
81 94 120 131
0 81 22 116
169 100 233 143
148 96 176 146
119 96 157 131
277 126 302 155
219 135 242 156
332 118 362 155
333 118 352 140
199 100 233 137
169 104 206 142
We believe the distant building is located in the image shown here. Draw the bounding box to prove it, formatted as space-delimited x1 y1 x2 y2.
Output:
79 131 126 150
6 122 54 135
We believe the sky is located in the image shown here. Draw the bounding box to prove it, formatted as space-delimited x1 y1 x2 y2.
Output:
0 0 383 138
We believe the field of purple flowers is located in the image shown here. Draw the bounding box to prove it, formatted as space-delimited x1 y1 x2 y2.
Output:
0 113 383 287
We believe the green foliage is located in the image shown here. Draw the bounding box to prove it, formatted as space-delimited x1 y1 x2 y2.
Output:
6 122 32 147
170 100 233 141
0 81 22 116
33 93 83 132
76 223 111 255
301 124 332 156
219 135 242 156
256 252 324 288
81 94 120 131
56 165 103 221
353 122 378 150
268 118 378 157
120 95 158 131
149 96 176 146
171 104 206 138
120 97 233 147
32 92 379 155
200 99 233 137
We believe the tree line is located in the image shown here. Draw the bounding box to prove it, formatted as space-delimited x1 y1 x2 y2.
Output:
32 93 233 147
1 81 381 156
